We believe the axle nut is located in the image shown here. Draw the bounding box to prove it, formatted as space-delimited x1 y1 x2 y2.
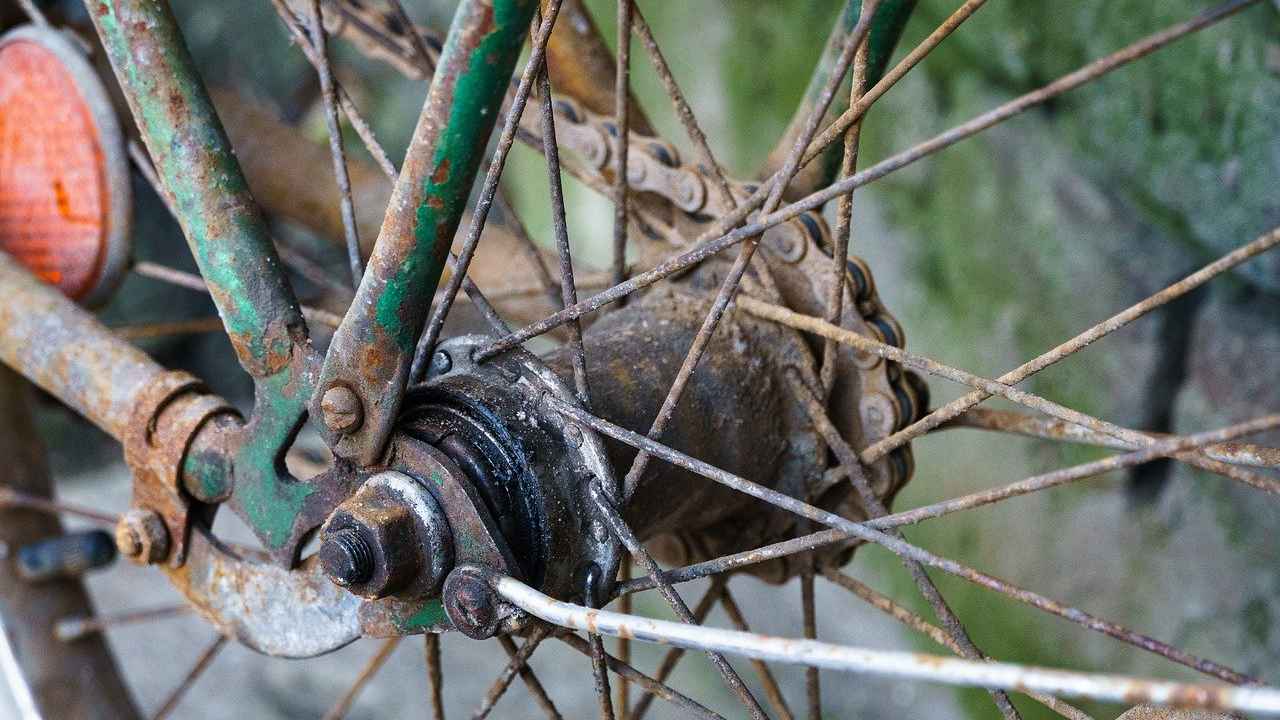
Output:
114 509 169 565
319 471 454 599
320 385 363 433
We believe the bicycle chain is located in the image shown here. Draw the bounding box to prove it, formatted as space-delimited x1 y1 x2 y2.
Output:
304 0 925 498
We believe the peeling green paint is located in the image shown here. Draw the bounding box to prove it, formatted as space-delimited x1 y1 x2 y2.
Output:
372 0 538 355
395 599 449 633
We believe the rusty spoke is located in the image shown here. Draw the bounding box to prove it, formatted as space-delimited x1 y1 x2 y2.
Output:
801 0 990 168
54 605 189 643
739 293 1280 493
425 634 445 720
611 0 633 292
0 487 119 525
321 638 402 720
789 374 1021 718
270 0 399 179
151 635 227 720
409 1 565 382
943 406 1280 470
385 0 437 74
719 587 797 720
588 482 770 720
612 412 1280 597
478 0 1261 359
307 0 363 287
472 622 555 720
133 261 344 329
859 224 1280 462
554 398 1260 684
619 0 879 502
496 634 565 720
821 568 1096 720
537 61 593 407
628 578 726 720
556 632 726 720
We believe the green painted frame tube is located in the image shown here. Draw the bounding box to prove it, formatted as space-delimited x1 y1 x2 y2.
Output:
315 0 540 465
89 0 311 380
88 0 319 554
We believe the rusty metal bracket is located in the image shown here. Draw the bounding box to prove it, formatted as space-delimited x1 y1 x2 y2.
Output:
123 370 238 567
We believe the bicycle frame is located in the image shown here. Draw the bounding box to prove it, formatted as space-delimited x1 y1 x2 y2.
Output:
0 0 914 635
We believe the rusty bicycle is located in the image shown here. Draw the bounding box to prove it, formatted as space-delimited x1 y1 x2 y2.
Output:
0 0 1278 718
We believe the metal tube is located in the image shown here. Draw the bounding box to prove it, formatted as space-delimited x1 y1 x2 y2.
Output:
494 576 1280 715
316 0 539 464
0 253 163 440
88 0 309 381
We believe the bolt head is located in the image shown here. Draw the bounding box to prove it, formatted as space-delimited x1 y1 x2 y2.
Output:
320 385 363 433
443 565 500 639
114 509 169 564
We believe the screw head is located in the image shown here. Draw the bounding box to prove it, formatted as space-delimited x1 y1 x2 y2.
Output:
443 565 500 639
320 385 363 433
114 509 169 564
319 526 375 587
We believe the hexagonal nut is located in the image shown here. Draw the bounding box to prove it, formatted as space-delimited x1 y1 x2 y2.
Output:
321 500 417 600
114 509 169 565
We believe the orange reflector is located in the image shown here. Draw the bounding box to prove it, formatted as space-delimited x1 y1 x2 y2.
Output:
0 26 130 305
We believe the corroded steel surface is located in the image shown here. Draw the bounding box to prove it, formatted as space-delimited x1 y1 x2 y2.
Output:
0 25 130 305
316 0 539 465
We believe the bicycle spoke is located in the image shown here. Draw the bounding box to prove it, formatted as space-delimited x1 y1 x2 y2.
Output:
496 635 565 720
270 0 399 180
151 635 227 720
946 407 1280 470
54 606 189 643
385 0 436 74
424 634 445 720
321 637 401 720
842 225 1280 461
133 261 345 329
556 398 1260 684
801 0 990 168
479 0 1263 359
409 0 564 381
800 562 821 720
501 576 1280 714
740 294 1280 491
583 561 616 720
718 587 797 720
611 412 1280 598
472 622 554 720
588 482 770 720
556 633 726 720
16 0 48 26
307 0 363 287
538 64 593 407
628 578 726 720
618 0 876 502
821 568 1096 720
611 0 632 292
0 488 119 525
615 561 632 719
789 374 1021 719
112 317 227 340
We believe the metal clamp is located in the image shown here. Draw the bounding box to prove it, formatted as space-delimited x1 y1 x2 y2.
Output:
122 370 237 567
